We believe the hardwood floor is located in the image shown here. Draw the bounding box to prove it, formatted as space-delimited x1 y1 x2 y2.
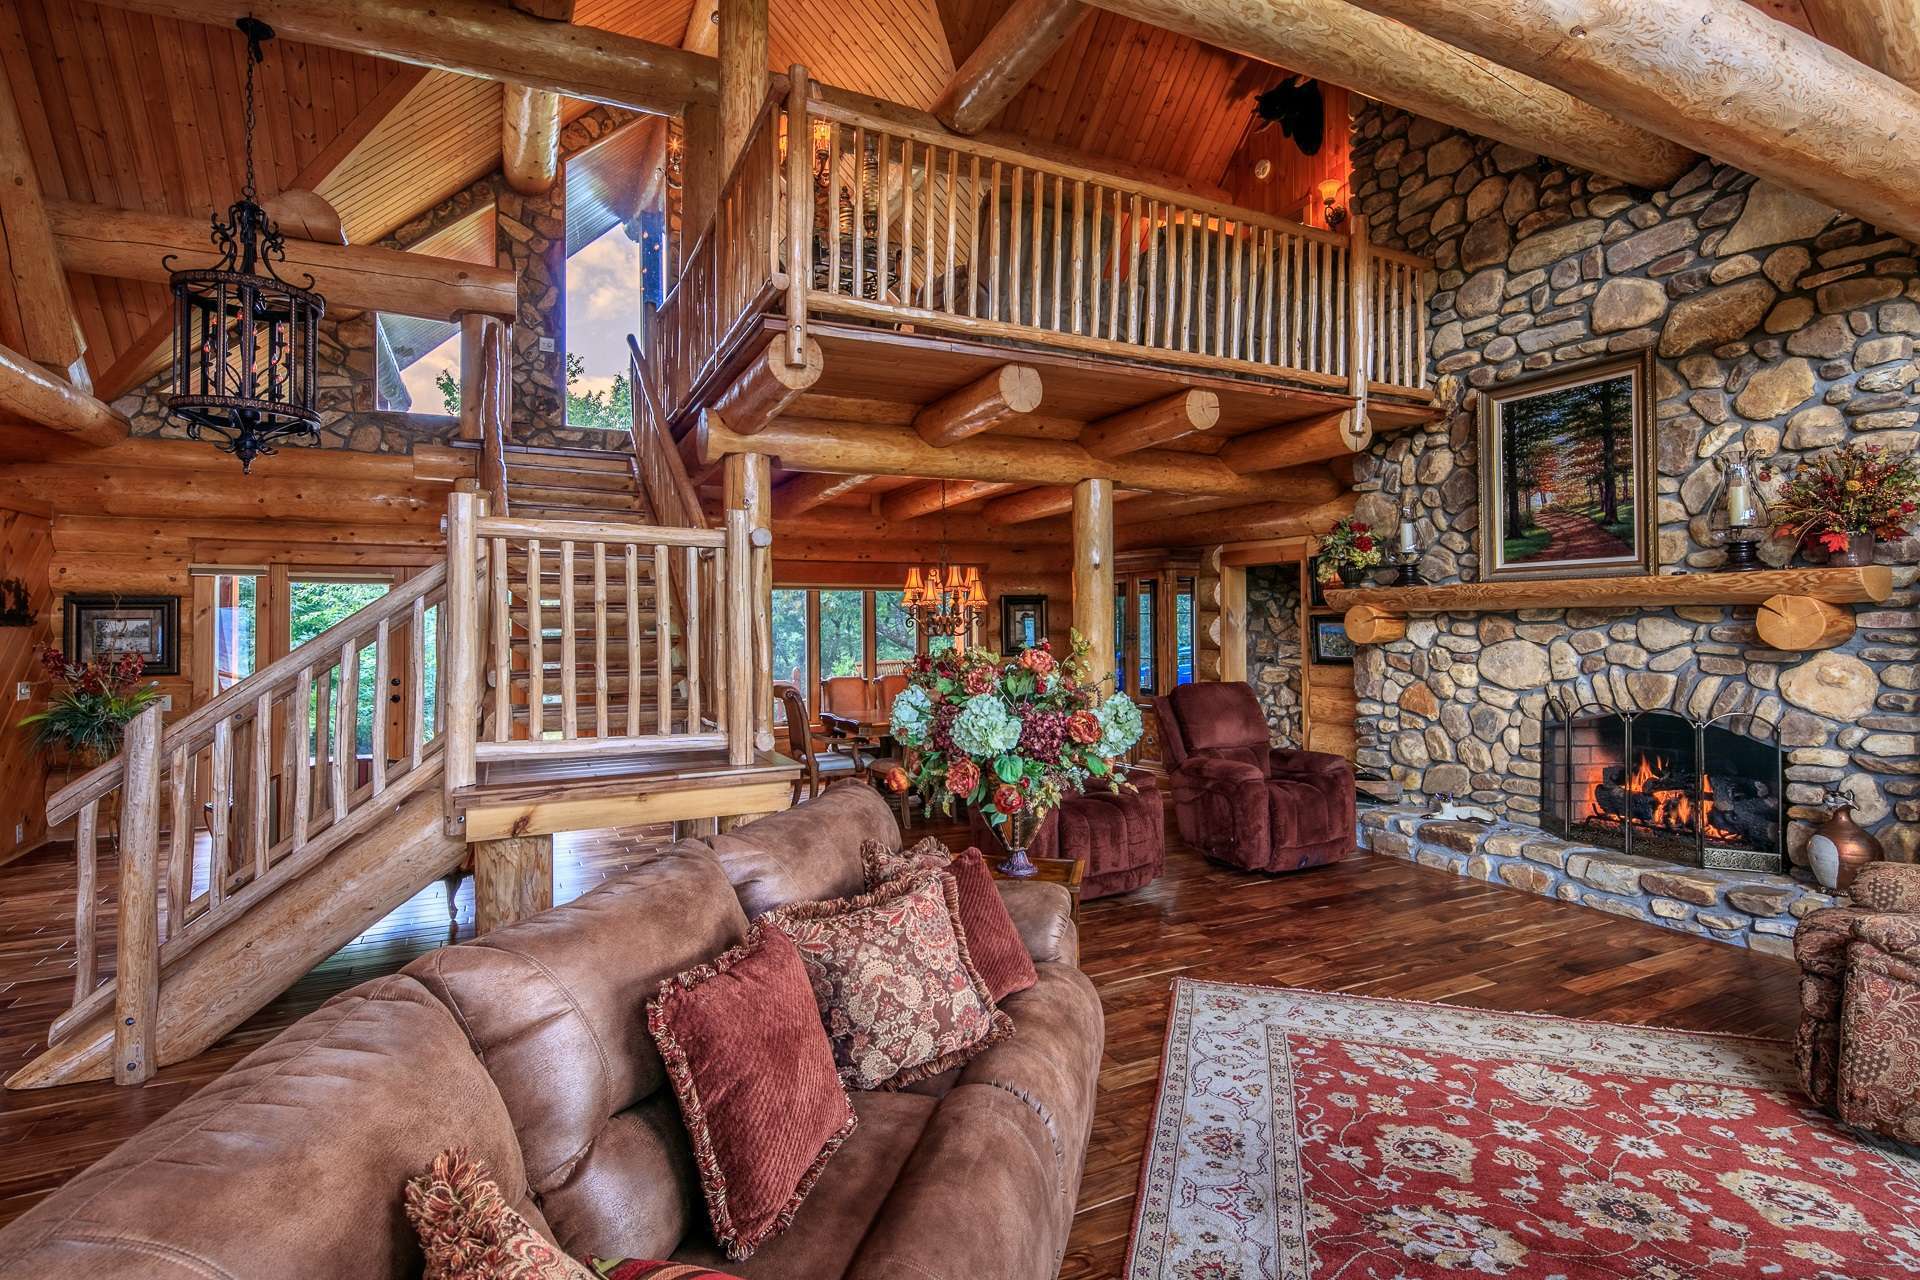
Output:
0 810 1800 1276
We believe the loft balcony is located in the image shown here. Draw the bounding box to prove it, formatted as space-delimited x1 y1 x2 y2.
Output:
651 72 1438 439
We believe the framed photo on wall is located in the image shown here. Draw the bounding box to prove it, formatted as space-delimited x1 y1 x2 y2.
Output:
1311 618 1355 665
1476 351 1656 581
64 596 179 676
1000 594 1047 652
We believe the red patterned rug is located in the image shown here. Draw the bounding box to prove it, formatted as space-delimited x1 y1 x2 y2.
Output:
1124 980 1920 1279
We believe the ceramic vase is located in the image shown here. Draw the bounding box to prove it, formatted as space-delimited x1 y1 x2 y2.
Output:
1808 801 1883 893
1827 531 1877 568
988 809 1044 879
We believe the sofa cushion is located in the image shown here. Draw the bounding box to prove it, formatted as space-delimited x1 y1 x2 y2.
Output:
997 879 1079 968
670 1091 937 1279
647 925 856 1260
407 1149 595 1280
404 842 749 1262
841 1085 1072 1280
0 975 535 1280
770 873 1012 1090
707 783 894 918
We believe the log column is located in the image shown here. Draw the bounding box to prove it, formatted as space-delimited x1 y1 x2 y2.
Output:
718 0 768 172
1072 478 1115 692
725 452 774 751
113 705 162 1084
472 834 554 934
460 313 511 503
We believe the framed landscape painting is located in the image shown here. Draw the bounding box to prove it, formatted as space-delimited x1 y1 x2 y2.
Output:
1476 352 1656 581
64 595 179 676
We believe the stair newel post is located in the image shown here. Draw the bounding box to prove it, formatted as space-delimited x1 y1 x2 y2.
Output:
444 492 482 832
785 65 812 368
113 704 162 1085
462 313 512 512
1345 214 1372 438
723 507 754 765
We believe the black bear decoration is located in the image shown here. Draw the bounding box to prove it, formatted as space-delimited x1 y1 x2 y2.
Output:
1252 79 1324 156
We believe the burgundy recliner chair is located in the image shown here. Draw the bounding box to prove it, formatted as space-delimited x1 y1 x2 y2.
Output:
1153 681 1356 873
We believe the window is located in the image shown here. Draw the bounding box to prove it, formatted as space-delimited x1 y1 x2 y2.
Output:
291 579 391 755
874 590 914 672
1113 589 1127 692
564 222 641 430
773 588 810 688
1175 577 1195 686
375 205 495 415
211 574 258 693
818 590 868 679
773 586 975 718
1137 580 1158 694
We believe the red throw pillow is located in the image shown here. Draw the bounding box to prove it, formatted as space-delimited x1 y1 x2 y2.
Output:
405 1149 593 1280
647 925 857 1261
770 872 1013 1090
944 847 1039 1002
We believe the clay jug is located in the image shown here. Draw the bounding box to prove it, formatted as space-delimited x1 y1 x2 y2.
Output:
1808 802 1882 893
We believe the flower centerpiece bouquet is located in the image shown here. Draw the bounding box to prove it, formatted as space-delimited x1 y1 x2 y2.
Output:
21 648 161 769
1316 516 1382 587
1761 441 1920 567
887 635 1142 878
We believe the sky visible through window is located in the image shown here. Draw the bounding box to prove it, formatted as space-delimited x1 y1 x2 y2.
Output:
567 224 643 424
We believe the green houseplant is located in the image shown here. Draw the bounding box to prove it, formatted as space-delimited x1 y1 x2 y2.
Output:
1316 516 1384 587
886 635 1142 878
21 648 161 769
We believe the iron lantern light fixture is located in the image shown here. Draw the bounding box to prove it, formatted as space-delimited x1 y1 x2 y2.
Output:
165 18 324 473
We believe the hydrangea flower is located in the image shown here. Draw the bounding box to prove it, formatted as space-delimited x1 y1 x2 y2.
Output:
888 683 933 745
951 693 1021 757
1095 692 1143 756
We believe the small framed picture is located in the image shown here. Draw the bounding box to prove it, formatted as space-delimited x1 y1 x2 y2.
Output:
1477 351 1656 580
1000 594 1047 653
1311 618 1356 665
64 595 179 676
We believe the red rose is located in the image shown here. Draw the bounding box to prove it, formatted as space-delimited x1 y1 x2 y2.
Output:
1349 521 1370 533
1067 710 1101 744
962 666 995 696
945 757 979 795
1354 536 1374 552
1020 647 1056 676
993 783 1025 815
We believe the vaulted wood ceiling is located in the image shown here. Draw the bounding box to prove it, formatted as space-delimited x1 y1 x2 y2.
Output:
2 0 1897 396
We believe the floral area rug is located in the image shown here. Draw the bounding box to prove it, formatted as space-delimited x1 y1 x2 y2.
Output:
1124 980 1920 1279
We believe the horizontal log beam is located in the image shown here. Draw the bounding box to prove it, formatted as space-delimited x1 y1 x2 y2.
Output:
48 202 517 322
914 364 1043 446
1086 0 1695 189
0 341 129 449
777 507 1068 545
502 84 562 195
1800 0 1920 91
1341 0 1920 246
771 471 873 517
1115 494 1358 550
711 336 825 435
1078 389 1219 459
934 0 1088 135
703 415 1346 499
0 57 85 379
877 479 1022 522
1216 408 1370 473
1328 566 1893 614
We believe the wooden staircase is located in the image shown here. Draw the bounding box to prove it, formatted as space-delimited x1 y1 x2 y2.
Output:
501 443 654 524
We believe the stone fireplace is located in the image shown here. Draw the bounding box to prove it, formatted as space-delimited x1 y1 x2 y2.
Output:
1541 703 1783 873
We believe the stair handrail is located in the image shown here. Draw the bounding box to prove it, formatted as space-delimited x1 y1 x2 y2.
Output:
627 333 706 531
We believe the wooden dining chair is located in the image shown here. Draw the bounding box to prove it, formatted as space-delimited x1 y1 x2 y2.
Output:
820 674 876 765
779 685 860 804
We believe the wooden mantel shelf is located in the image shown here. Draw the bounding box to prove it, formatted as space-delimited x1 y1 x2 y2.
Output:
1331 566 1894 652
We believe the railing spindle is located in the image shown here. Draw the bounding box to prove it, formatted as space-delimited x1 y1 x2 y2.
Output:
525 539 543 739
333 642 356 824
372 620 392 789
877 134 892 303
987 160 1002 321
653 545 670 734
1030 168 1044 329
851 126 866 300
943 148 957 314
899 137 914 310
1071 179 1086 334
1008 164 1023 324
559 541 578 737
1127 193 1143 346
72 800 97 1003
165 744 189 940
827 121 843 294
292 667 313 847
408 598 426 765
592 543 609 737
209 715 232 905
1088 184 1103 339
490 536 509 742
685 545 703 731
251 693 271 873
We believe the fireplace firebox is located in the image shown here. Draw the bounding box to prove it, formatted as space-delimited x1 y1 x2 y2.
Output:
1542 706 1783 873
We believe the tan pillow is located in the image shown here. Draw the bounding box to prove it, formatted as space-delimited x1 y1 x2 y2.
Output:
768 872 1012 1090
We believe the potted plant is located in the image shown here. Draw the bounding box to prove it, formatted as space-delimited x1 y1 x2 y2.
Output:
885 635 1142 878
21 648 160 771
1761 442 1920 567
1316 517 1383 587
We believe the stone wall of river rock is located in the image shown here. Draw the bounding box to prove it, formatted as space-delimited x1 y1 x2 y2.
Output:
1344 103 1920 868
1247 566 1303 747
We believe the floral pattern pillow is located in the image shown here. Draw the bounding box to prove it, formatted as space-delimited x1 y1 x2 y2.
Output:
769 872 1012 1090
859 835 952 889
405 1148 593 1280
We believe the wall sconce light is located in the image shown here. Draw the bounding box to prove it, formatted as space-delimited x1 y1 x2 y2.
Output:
1317 178 1347 229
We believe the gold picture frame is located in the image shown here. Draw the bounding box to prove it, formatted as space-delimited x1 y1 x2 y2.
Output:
1476 351 1657 581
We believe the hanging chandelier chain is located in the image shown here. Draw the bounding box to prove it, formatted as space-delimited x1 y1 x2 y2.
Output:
240 27 262 204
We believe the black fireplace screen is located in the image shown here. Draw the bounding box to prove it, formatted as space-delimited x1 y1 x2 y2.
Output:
1542 706 1783 873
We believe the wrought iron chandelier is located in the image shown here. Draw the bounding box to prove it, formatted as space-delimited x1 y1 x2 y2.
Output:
902 481 988 637
165 18 324 473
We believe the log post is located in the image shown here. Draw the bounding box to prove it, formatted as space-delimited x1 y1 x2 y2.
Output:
502 84 563 194
1079 389 1220 458
443 493 483 831
1756 594 1855 651
1346 215 1372 430
784 66 812 367
711 335 823 433
718 0 768 172
0 58 86 381
472 834 554 934
113 705 163 1085
1072 478 1115 691
461 314 512 504
723 506 755 764
914 365 1044 446
681 102 721 247
933 0 1088 134
1343 602 1407 645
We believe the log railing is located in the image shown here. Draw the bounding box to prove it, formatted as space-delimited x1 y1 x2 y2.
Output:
44 563 450 1081
441 494 760 776
651 69 1433 419
628 334 707 532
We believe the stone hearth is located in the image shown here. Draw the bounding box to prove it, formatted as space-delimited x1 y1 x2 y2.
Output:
1359 806 1838 956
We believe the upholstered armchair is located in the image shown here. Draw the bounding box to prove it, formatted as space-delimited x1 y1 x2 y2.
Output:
1795 864 1920 1142
1152 681 1356 873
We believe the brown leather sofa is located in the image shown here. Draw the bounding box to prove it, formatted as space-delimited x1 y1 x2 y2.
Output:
0 784 1101 1279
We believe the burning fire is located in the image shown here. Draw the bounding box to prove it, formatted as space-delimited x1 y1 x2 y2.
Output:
1582 752 1744 843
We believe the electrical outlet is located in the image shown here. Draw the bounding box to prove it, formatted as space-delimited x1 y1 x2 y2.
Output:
14 682 29 701
538 336 556 353
157 694 173 711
